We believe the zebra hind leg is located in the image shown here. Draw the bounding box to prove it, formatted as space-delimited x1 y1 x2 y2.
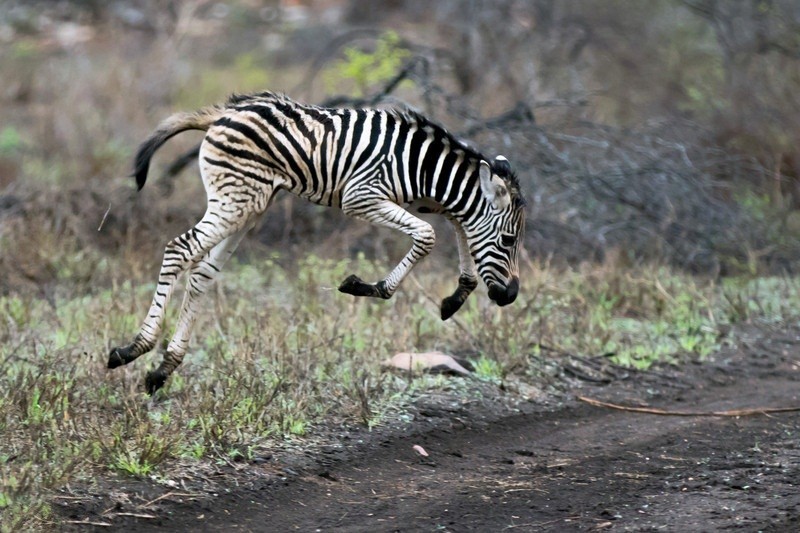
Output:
108 206 250 386
105 222 218 371
144 227 250 394
107 333 151 369
338 274 390 298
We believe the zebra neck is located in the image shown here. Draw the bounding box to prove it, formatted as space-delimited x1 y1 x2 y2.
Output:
422 156 483 219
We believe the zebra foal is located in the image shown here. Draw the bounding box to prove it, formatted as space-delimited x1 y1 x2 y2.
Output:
108 92 525 393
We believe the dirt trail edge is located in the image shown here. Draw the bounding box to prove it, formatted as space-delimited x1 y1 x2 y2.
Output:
61 327 800 532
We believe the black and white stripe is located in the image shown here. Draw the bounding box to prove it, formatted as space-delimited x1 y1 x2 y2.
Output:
109 92 525 393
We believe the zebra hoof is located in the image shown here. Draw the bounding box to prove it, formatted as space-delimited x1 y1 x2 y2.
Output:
440 295 465 321
108 346 132 369
339 274 385 298
145 368 169 395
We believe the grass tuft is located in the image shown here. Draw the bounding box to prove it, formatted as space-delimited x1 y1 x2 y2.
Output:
1 252 799 528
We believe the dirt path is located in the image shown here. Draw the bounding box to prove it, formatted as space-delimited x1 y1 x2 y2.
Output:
62 328 800 531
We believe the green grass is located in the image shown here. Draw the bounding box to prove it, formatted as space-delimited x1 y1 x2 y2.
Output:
2 8 799 530
1 253 799 530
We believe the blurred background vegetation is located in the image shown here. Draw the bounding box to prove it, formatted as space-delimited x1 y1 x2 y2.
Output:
2 0 800 294
3 1 800 528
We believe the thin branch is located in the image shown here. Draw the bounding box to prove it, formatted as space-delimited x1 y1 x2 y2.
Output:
97 202 112 231
320 55 429 108
578 396 800 417
137 491 201 509
65 520 112 527
112 512 157 519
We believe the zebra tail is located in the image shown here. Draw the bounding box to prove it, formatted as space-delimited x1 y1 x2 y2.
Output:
132 106 224 190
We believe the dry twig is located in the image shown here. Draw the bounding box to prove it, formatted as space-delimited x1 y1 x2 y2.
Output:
137 491 200 509
578 396 800 417
65 519 112 527
113 512 157 519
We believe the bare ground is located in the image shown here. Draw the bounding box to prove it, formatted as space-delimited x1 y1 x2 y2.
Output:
57 325 800 531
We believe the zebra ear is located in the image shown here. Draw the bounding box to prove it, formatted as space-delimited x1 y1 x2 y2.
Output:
479 161 511 210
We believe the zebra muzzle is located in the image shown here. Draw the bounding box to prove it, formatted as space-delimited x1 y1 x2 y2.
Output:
488 277 519 307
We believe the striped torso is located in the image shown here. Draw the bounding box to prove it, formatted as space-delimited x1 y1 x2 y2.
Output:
203 94 483 215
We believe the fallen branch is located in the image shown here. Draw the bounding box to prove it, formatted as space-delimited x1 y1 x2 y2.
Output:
577 396 800 417
65 519 112 527
113 512 158 519
138 491 201 509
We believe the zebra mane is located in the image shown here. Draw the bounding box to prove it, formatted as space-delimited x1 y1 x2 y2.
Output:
395 108 484 159
396 109 522 196
226 90 288 106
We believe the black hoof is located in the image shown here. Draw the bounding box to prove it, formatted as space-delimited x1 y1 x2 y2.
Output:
338 275 391 299
440 275 477 320
108 346 132 369
338 274 373 296
440 296 465 321
145 368 169 395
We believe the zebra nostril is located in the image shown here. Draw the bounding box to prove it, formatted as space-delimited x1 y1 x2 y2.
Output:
507 277 519 301
488 278 518 307
488 283 503 302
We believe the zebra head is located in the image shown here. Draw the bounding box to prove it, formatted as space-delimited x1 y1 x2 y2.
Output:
472 155 525 307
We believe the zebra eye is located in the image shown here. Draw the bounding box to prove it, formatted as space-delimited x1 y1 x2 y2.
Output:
501 233 516 247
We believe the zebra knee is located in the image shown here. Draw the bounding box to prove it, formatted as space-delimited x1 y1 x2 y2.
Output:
412 225 436 257
162 234 206 274
162 245 190 273
187 256 224 294
186 273 209 299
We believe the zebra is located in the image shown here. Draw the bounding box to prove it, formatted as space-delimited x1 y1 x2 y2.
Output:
107 92 525 393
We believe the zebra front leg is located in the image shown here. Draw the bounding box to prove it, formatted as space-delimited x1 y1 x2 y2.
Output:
441 274 478 320
144 227 250 394
440 217 478 320
338 197 435 300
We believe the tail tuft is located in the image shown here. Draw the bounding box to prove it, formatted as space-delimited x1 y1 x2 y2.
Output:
132 135 163 190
